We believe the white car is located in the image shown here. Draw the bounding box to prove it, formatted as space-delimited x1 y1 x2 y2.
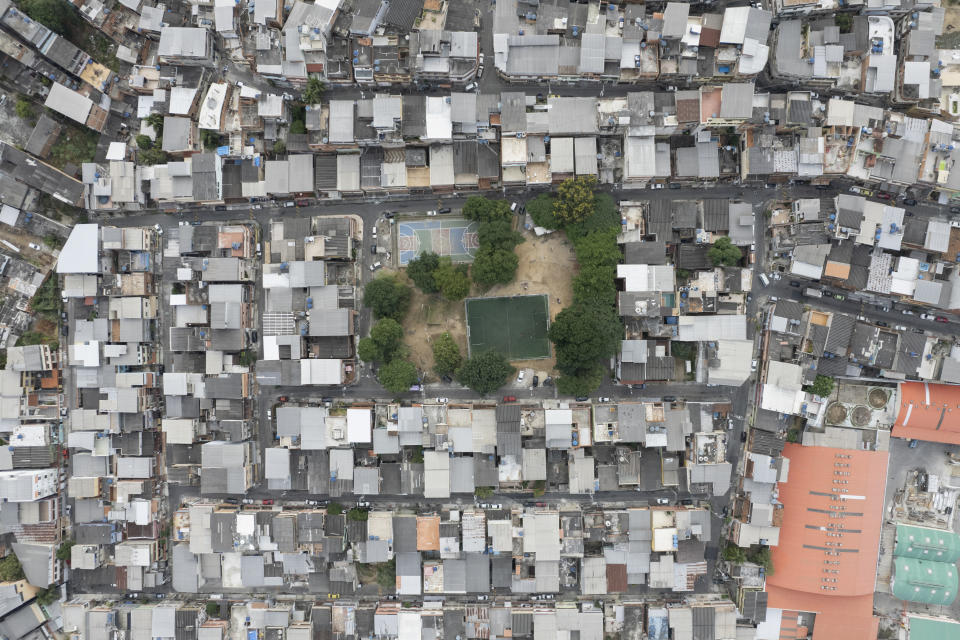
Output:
479 52 485 65
655 498 670 505
517 370 525 383
465 82 477 92
27 243 40 250
751 359 758 371
477 65 484 78
369 261 382 272
436 397 449 404
426 210 438 216
371 225 377 238
356 499 371 509
597 397 611 403
921 313 936 321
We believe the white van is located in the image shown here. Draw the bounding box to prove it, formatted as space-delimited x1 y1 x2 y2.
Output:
758 273 770 287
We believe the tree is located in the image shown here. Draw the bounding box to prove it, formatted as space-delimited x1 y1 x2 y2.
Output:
0 554 24 582
35 586 59 606
303 77 327 104
431 332 462 377
15 98 34 121
554 176 598 225
556 365 604 397
369 318 404 361
471 248 519 287
347 507 369 521
565 192 621 242
19 0 73 34
363 276 411 321
357 338 380 363
572 265 616 308
138 147 168 166
205 602 220 617
201 129 222 150
55 540 74 561
548 303 622 376
573 227 621 269
747 546 774 575
722 543 747 564
462 196 511 223
527 193 558 229
835 13 853 33
477 219 522 251
405 251 441 293
378 359 418 394
808 375 835 398
273 139 286 155
475 486 494 499
457 350 515 395
145 113 165 136
707 236 743 267
433 259 471 301
135 134 153 150
289 120 307 135
327 502 344 515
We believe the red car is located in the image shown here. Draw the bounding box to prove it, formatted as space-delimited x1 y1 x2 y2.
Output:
936 316 950 323
262 499 274 505
877 192 893 200
502 395 516 402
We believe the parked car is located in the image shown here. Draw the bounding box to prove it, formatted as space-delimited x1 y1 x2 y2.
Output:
575 396 588 402
669 183 682 189
662 395 677 402
477 65 484 78
478 52 485 65
356 499 371 508
597 397 611 403
370 244 377 255
751 359 758 371
262 499 274 505
517 370 525 383
383 211 396 218
532 375 539 387
909 439 919 448
250 330 258 343
936 316 950 323
877 192 892 200
834 293 846 301
655 498 670 505
438 207 451 214
371 225 377 237
920 313 936 320
283 201 295 208
435 397 449 403
295 198 310 206
502 395 516 402
951 206 960 215
369 261 382 272
901 309 915 315
789 280 801 287
426 210 438 216
465 82 477 92
903 198 917 206
876 321 888 327
27 243 40 250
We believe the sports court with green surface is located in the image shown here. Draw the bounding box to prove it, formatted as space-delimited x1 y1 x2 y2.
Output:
465 295 550 360
397 218 480 265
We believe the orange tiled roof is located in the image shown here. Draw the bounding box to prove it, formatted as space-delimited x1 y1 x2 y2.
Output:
767 588 879 640
768 443 888 597
892 382 960 445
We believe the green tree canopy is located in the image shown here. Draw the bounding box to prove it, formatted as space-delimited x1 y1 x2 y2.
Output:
200 129 222 150
135 134 153 150
405 251 441 294
462 196 511 223
289 120 307 134
19 0 74 34
471 248 519 287
0 554 24 582
747 545 774 575
145 113 165 135
572 265 617 308
723 543 747 564
565 192 620 242
808 375 835 398
527 194 558 229
433 259 471 301
477 219 523 252
548 303 622 376
574 227 621 269
303 77 327 104
457 350 515 395
378 359 419 394
138 147 168 166
431 332 462 377
707 236 743 267
359 319 405 363
363 276 411 321
15 98 34 121
554 176 598 225
555 365 604 397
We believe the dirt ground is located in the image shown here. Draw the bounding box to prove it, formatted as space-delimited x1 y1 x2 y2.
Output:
0 226 58 271
942 8 960 47
400 230 577 381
